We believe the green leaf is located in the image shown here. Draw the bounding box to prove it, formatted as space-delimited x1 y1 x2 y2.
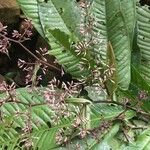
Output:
38 1 90 78
45 29 90 78
91 0 136 90
1 88 53 129
90 104 123 128
88 123 120 150
17 0 90 78
85 86 107 101
120 0 136 43
123 127 150 150
137 5 150 84
105 0 132 90
32 117 74 149
131 65 150 93
0 87 124 149
90 0 107 61
38 1 70 35
51 0 81 35
17 0 45 37
106 42 117 99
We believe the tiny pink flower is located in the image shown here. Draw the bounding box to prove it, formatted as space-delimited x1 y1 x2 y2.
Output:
12 30 21 38
0 22 7 33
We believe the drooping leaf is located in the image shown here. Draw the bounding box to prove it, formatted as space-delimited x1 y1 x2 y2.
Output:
105 0 133 90
16 0 45 37
137 5 150 84
38 1 91 78
91 0 136 90
90 0 107 61
120 0 136 43
17 0 90 79
45 29 90 78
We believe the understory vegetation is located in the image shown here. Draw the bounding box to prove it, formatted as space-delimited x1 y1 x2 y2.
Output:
1 0 150 149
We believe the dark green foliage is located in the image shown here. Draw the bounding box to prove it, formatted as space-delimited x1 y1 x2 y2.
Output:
1 0 150 149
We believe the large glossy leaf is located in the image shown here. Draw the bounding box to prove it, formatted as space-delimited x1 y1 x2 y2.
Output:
137 5 150 84
16 0 80 37
37 0 91 78
90 0 107 61
91 0 136 90
17 0 90 79
38 1 70 35
120 0 136 43
105 0 133 90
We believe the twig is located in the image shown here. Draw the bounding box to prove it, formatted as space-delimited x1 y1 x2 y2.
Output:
0 33 61 73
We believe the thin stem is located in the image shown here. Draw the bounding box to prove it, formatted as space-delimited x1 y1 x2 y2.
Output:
0 33 61 73
18 25 30 42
